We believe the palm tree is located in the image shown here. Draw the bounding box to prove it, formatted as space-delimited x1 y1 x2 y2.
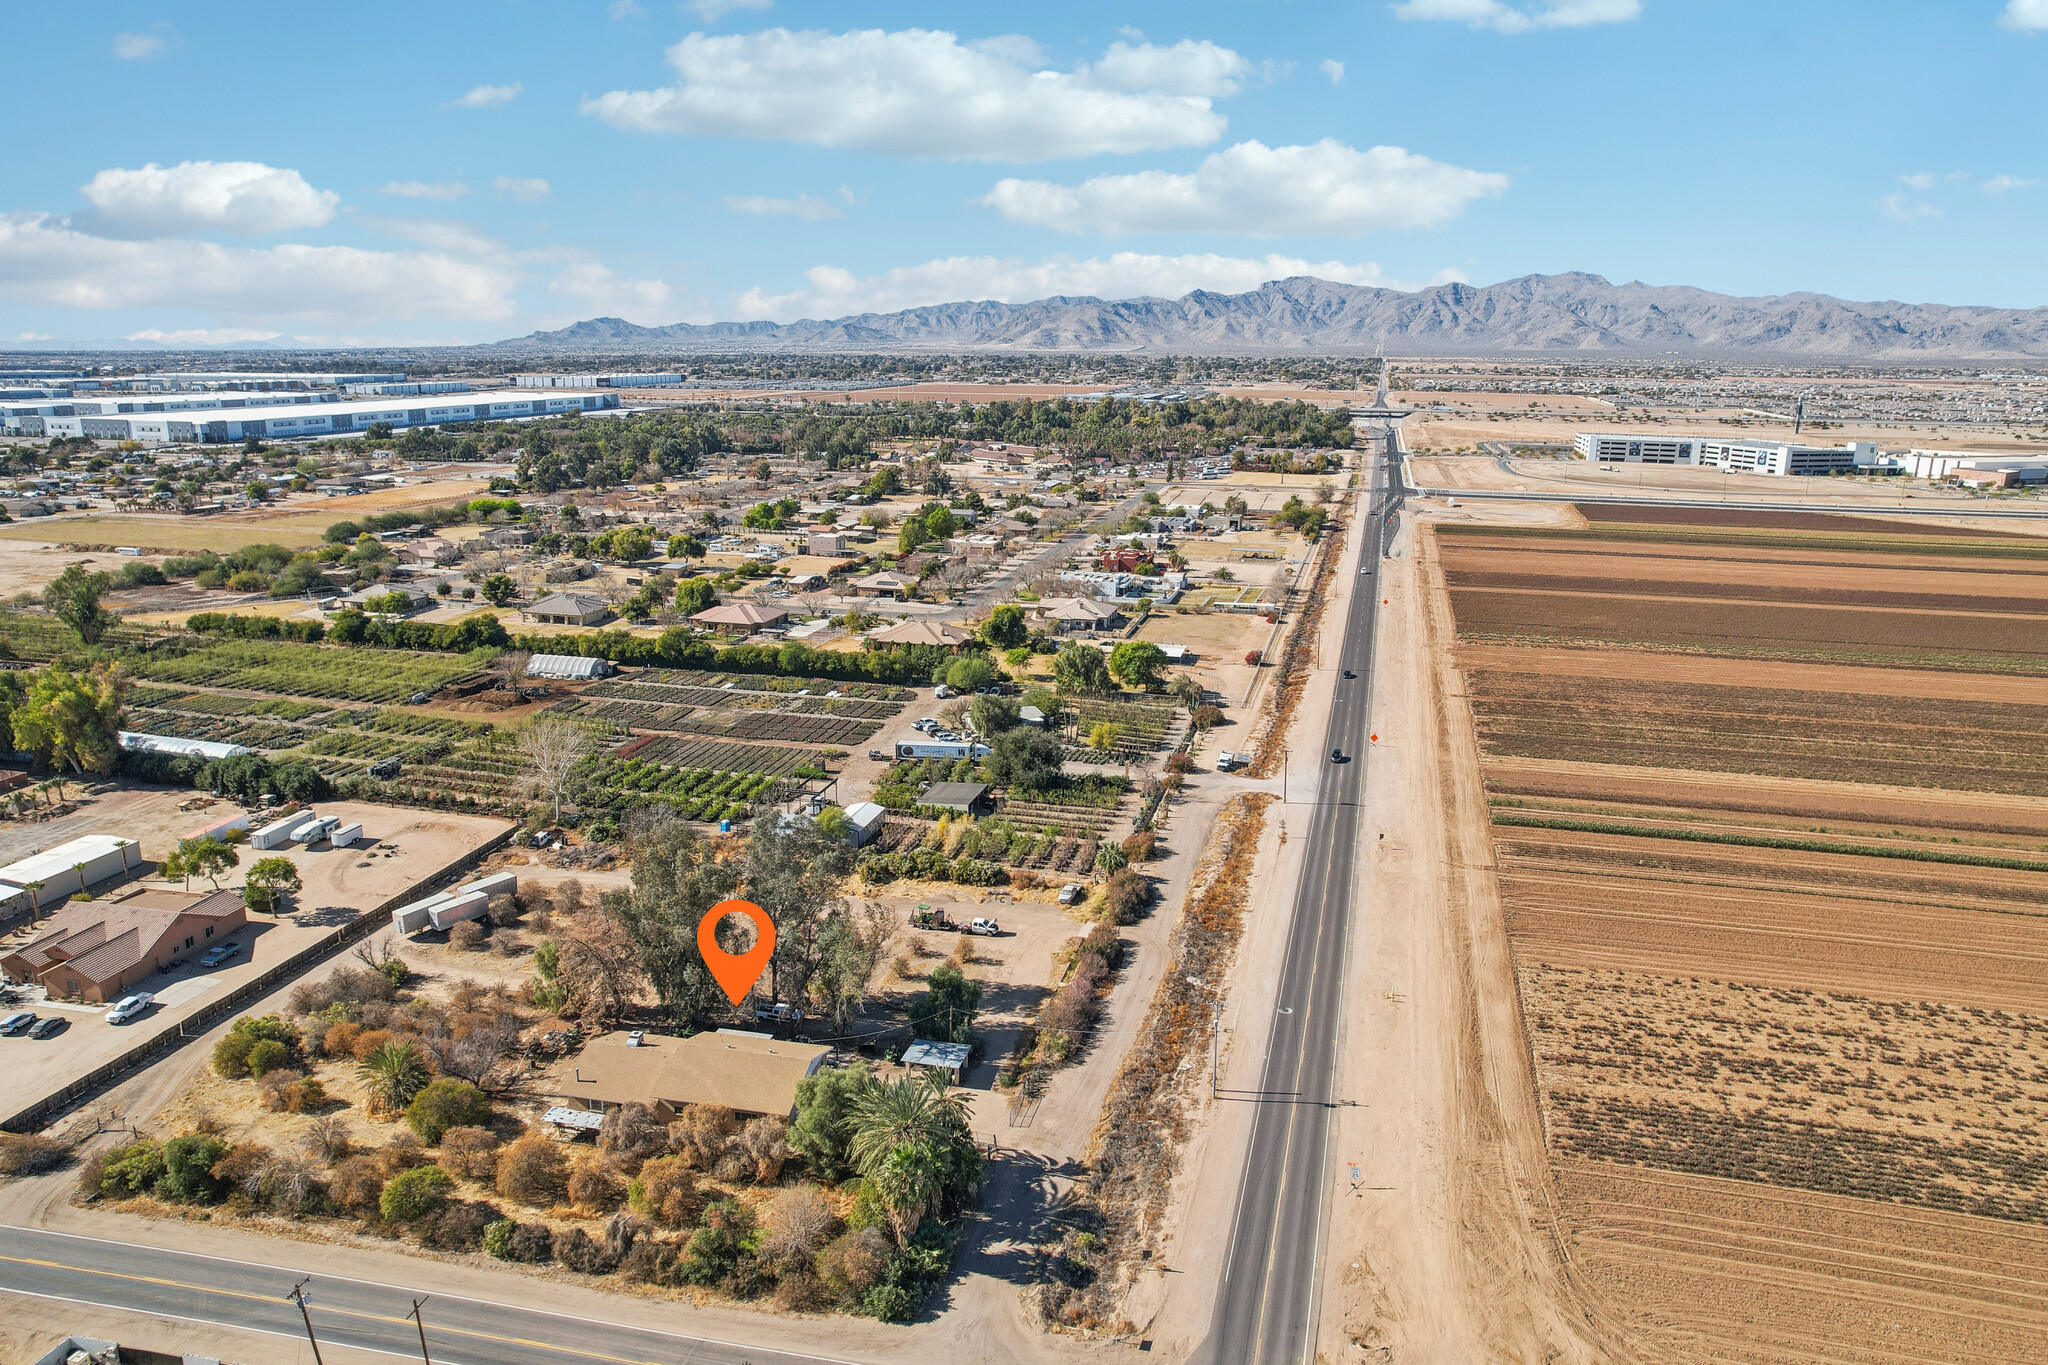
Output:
847 1071 970 1174
21 879 43 921
72 862 89 899
357 1041 433 1112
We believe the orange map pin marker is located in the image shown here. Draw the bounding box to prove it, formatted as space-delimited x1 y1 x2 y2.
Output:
698 898 776 1007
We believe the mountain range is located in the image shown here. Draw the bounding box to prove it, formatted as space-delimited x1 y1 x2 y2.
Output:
502 273 2048 360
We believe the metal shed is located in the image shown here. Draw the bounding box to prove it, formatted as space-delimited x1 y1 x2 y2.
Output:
0 834 140 908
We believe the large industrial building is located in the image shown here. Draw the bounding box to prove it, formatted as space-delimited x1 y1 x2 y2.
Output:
513 372 684 388
1575 430 1877 477
1573 433 1706 464
3 389 618 443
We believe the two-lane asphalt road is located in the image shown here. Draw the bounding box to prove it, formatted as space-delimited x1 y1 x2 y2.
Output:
0 1224 853 1365
1196 432 1402 1364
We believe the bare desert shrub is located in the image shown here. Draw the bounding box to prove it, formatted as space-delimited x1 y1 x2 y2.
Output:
507 1221 555 1263
208 1141 271 1194
817 1226 893 1299
256 1156 324 1215
448 920 487 952
419 1200 497 1251
736 1116 793 1184
597 1103 668 1175
568 1158 627 1213
774 1268 831 1312
301 1116 351 1163
350 1027 395 1061
495 1133 569 1207
0 1133 71 1177
437 1126 500 1182
375 1133 431 1179
320 1021 362 1059
328 1155 385 1219
628 1155 699 1229
553 1226 615 1274
668 1104 737 1170
760 1185 836 1267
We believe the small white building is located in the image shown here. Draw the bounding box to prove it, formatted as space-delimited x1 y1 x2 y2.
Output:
0 834 141 908
843 801 888 848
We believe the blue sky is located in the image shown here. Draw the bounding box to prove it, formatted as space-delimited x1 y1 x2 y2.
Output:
2 1 2044 345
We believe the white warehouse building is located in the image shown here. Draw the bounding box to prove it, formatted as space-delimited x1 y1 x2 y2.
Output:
5 389 618 443
1574 432 1707 464
1575 431 1878 477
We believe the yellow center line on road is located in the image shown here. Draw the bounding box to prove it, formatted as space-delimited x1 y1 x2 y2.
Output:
0 1253 666 1365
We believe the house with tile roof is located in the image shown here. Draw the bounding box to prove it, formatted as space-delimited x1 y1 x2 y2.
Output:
1 888 246 1003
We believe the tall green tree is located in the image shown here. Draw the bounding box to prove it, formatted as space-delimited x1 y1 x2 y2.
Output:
1108 641 1168 691
12 663 128 774
980 604 1027 649
43 564 115 644
600 822 737 1024
1052 642 1114 695
743 813 854 1006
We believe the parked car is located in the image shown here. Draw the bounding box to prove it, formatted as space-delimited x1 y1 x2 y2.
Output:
28 1016 66 1039
200 941 243 967
967 917 1001 936
105 993 154 1024
1058 884 1085 906
912 718 938 732
0 1011 35 1035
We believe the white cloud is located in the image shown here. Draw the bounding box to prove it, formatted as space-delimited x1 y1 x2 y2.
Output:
126 327 283 345
2001 0 2048 30
112 27 173 60
547 262 673 319
731 251 1459 321
79 161 339 237
686 0 774 20
607 0 642 16
582 28 1241 160
982 139 1506 238
452 83 523 108
1392 0 1642 33
721 192 846 220
0 213 519 324
1984 173 2038 193
355 215 508 257
1320 59 1347 85
495 176 552 202
1898 172 1935 190
16 332 52 341
378 180 470 200
1876 192 1940 222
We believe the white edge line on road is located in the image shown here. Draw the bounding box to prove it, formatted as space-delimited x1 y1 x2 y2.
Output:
4 1224 868 1365
0 1284 469 1365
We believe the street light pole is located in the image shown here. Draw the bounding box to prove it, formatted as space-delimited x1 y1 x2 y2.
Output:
287 1277 326 1365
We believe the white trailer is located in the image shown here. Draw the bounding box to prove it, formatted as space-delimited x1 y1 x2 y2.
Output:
427 890 491 931
328 822 363 848
250 815 303 850
290 815 338 844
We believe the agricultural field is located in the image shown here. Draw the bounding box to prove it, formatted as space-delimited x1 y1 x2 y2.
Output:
552 668 909 748
1440 508 2048 1364
128 637 490 702
1060 695 1186 764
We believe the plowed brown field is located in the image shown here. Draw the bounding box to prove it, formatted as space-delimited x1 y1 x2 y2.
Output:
1436 514 2048 1363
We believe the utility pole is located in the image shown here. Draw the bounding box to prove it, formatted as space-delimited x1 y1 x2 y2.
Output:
409 1297 433 1364
287 1277 325 1365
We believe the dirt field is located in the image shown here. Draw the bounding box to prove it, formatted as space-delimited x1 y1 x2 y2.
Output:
1425 506 2048 1363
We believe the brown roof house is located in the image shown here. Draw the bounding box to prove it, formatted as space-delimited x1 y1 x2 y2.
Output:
1034 596 1124 633
522 592 612 627
865 618 975 649
1 888 246 1003
549 1028 831 1120
691 601 791 636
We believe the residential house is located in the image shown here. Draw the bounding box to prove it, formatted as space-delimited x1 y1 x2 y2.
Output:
1035 597 1125 633
0 888 246 1003
852 571 915 599
806 531 848 555
523 592 612 626
548 1029 831 1120
865 618 975 649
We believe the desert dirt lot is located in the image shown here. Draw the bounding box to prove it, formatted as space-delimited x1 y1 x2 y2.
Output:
1430 506 2048 1364
0 789 512 1128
